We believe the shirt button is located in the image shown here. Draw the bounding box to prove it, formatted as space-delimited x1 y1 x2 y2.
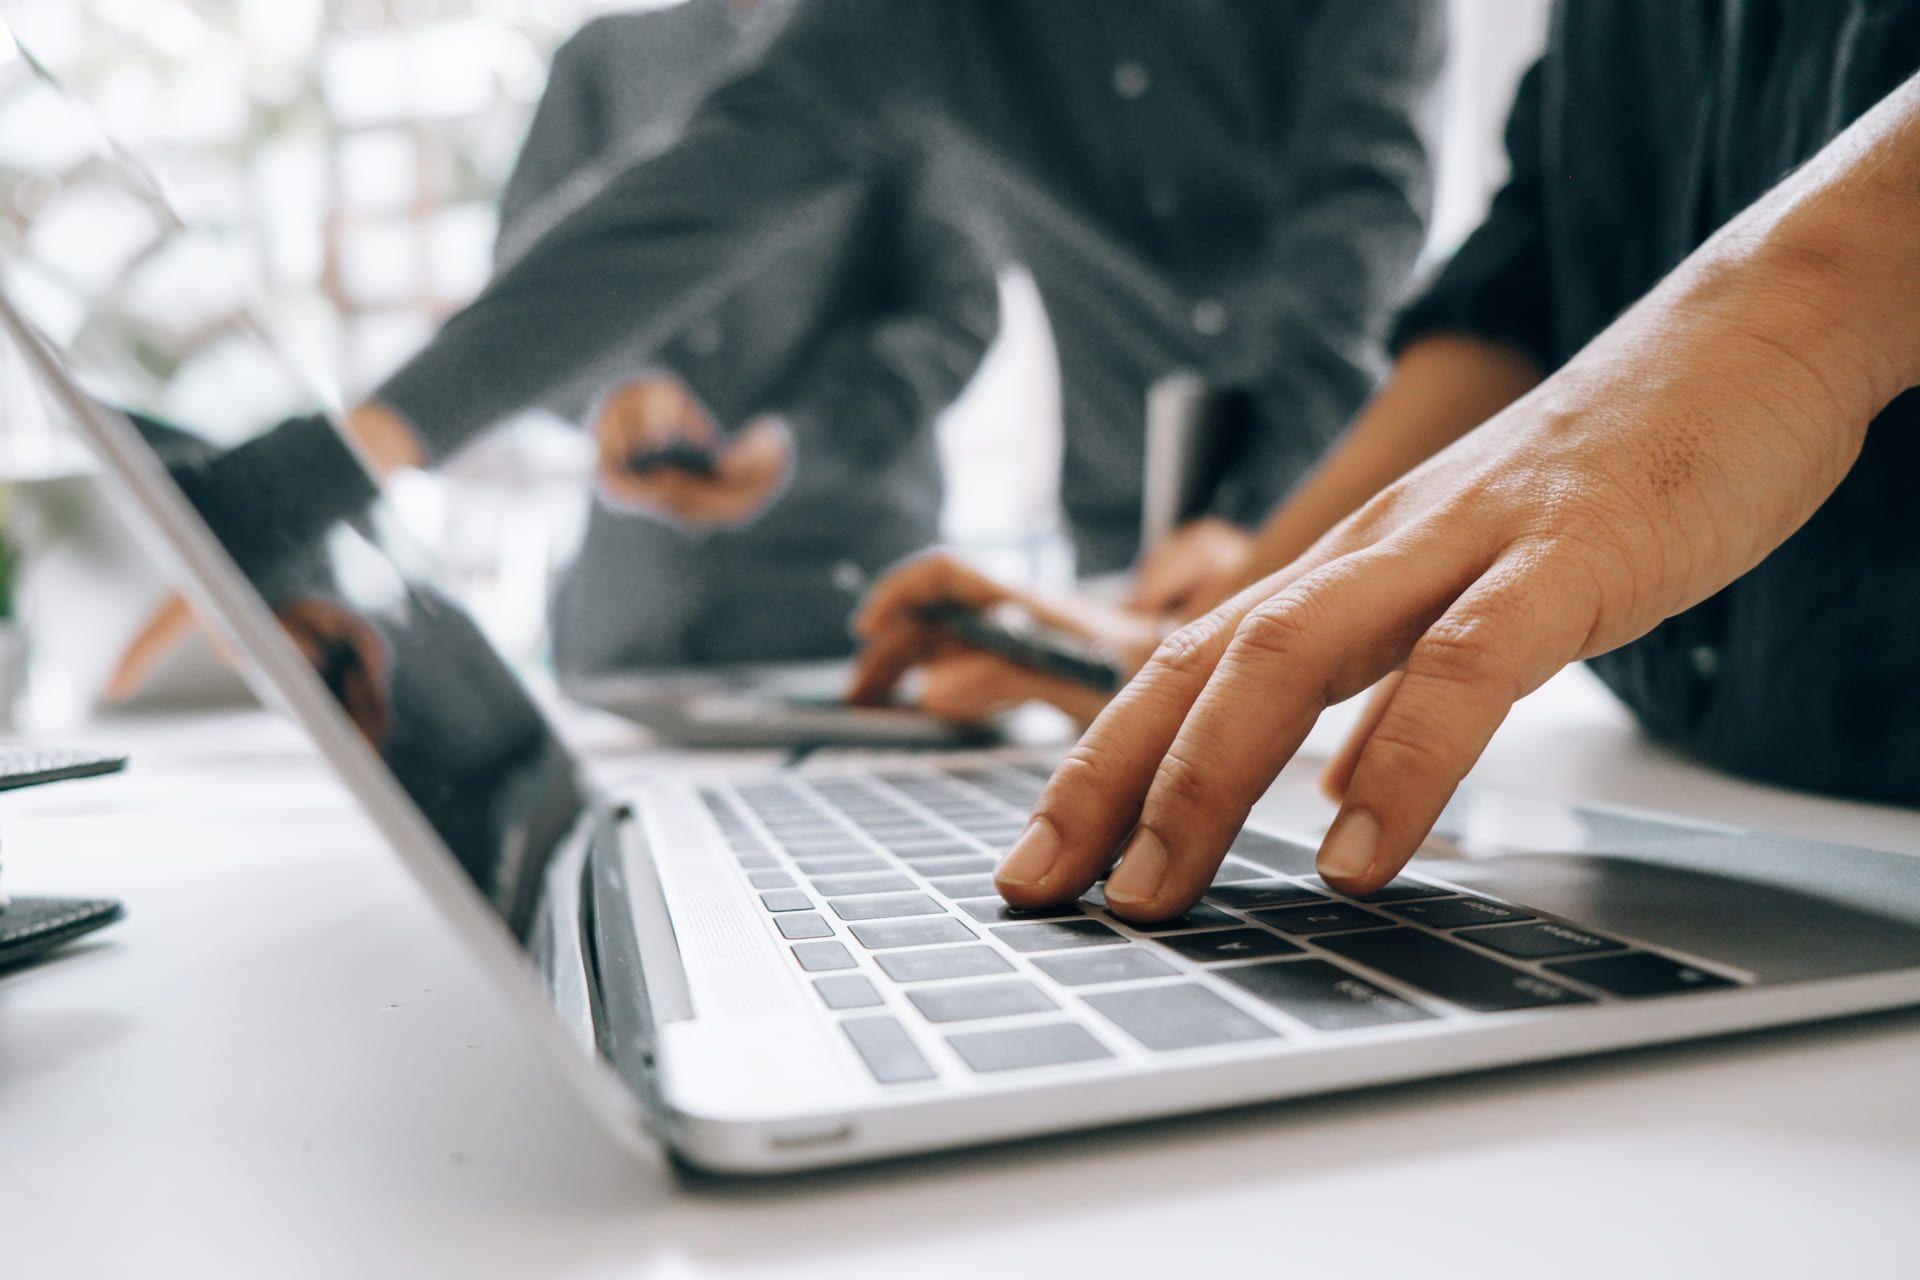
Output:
1689 645 1721 679
1191 299 1229 337
1112 59 1152 100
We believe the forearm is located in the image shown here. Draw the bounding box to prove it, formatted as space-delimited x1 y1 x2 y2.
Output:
1213 334 1543 601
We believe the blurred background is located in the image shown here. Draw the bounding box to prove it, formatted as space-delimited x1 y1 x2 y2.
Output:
0 0 1548 727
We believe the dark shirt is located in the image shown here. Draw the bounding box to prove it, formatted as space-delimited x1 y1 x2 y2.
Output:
379 0 1443 574
1395 0 1920 804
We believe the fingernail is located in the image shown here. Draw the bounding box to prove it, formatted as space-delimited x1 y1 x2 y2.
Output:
1105 827 1169 906
1317 809 1379 883
996 819 1061 889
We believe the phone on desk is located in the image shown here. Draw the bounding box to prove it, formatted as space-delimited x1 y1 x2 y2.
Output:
625 442 719 479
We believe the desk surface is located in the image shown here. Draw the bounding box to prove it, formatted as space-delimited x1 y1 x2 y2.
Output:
4 667 1917 1278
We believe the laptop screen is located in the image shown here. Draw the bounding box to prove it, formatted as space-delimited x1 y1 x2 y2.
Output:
0 30 589 944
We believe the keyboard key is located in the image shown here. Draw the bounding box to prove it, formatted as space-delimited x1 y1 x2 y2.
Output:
1221 959 1436 1031
1126 903 1239 933
1307 876 1452 903
747 870 795 890
888 843 981 861
903 855 998 876
809 871 917 896
1228 830 1318 875
1547 952 1737 997
791 940 856 972
793 855 890 874
1032 947 1178 986
813 974 883 1009
1082 983 1279 1051
1458 921 1625 960
907 979 1058 1023
759 890 814 913
1080 884 1107 909
958 898 1082 924
1158 928 1303 963
735 854 779 871
1388 896 1534 929
1248 903 1389 935
1318 928 1593 1012
947 1023 1114 1073
775 912 834 940
850 917 976 949
928 874 1000 899
842 1017 936 1084
829 893 944 921
1207 881 1328 910
992 919 1124 952
875 946 1014 982
1208 861 1269 885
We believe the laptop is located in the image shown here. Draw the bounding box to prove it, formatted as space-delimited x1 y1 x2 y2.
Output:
9 29 1920 1174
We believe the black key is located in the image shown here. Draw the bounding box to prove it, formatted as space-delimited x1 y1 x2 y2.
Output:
1459 921 1625 960
850 917 976 949
958 898 1082 924
792 855 889 874
1318 928 1593 1012
1126 903 1239 933
947 1023 1114 1073
903 855 998 876
1388 896 1534 929
759 890 814 913
747 870 794 890
1032 947 1178 986
842 1016 936 1084
775 912 834 940
992 919 1124 952
907 979 1058 1023
1208 861 1268 885
1083 983 1279 1051
1207 881 1328 910
875 945 1013 982
1222 959 1436 1031
813 974 883 1010
1159 928 1303 963
1547 952 1737 997
1228 830 1318 875
929 874 999 900
1306 876 1452 903
829 892 944 922
1248 902 1389 935
810 872 916 897
791 940 856 972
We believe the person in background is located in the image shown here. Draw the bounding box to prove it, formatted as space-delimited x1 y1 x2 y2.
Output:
342 0 1445 628
853 1 1920 924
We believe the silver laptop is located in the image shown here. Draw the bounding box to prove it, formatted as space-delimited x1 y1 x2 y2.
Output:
10 28 1920 1175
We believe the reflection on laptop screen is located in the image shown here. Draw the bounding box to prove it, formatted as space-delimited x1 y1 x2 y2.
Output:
0 29 587 942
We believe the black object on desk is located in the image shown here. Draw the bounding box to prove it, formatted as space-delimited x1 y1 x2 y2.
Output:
0 746 129 970
915 601 1125 694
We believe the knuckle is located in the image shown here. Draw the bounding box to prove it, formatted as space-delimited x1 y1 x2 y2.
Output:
1356 718 1456 784
1229 597 1320 664
1150 743 1216 813
1407 615 1509 689
1039 741 1122 817
1143 616 1222 680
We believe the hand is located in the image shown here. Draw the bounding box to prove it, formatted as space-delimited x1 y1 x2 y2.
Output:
275 599 395 749
994 217 1902 921
847 552 1164 725
593 374 793 529
1126 517 1255 617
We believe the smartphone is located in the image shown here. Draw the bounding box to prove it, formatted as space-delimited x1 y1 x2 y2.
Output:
626 441 719 479
915 600 1124 693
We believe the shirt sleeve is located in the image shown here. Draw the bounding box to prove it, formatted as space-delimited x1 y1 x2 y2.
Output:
1211 0 1447 528
1389 54 1556 371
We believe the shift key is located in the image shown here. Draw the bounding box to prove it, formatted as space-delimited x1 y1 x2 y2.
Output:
1316 927 1593 1013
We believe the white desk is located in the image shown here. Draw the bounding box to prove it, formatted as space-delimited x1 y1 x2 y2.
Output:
4 668 1917 1277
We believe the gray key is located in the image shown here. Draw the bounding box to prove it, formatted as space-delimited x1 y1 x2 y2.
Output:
792 855 889 874
760 890 814 912
905 855 998 876
907 979 1058 1023
747 870 795 890
929 874 1000 899
842 1016 936 1084
791 940 856 971
810 871 917 896
875 945 1013 982
888 842 980 860
947 1023 1114 1073
992 919 1123 952
813 974 883 1009
1032 947 1178 986
775 912 834 940
829 893 944 921
959 898 1083 924
1082 983 1279 1051
1222 958 1436 1031
850 916 977 949
735 854 779 871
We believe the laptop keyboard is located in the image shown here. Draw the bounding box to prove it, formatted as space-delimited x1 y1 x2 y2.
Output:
698 762 1744 1087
